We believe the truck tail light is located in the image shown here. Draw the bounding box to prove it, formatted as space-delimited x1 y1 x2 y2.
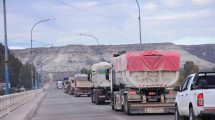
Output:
197 93 204 106
148 92 156 96
128 91 137 95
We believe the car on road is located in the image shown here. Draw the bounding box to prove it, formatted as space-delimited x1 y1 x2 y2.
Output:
56 80 63 89
175 72 215 120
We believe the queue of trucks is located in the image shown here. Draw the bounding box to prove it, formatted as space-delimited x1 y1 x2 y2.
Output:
59 50 215 119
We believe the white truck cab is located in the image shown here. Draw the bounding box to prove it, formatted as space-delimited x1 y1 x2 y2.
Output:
175 72 215 120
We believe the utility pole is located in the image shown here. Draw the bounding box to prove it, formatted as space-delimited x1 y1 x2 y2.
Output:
135 0 142 50
30 18 54 90
3 0 10 95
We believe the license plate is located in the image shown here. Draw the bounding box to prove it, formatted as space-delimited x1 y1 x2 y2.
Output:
146 108 164 113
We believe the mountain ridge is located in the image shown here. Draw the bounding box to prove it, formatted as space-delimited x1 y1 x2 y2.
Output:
11 43 215 80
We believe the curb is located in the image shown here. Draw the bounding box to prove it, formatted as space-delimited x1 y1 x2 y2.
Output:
24 92 47 120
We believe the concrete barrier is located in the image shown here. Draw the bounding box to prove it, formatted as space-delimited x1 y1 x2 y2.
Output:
0 89 45 120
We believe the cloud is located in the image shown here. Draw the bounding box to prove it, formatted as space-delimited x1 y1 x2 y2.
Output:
161 0 184 7
143 2 157 10
1 0 215 48
192 0 215 5
9 46 25 49
173 36 215 45
144 9 211 21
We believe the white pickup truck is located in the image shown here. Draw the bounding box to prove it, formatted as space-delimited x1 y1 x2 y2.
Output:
175 72 215 120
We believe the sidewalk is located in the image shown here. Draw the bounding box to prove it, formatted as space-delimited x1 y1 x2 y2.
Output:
2 92 46 120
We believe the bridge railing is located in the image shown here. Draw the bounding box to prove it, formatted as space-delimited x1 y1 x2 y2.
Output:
0 89 44 118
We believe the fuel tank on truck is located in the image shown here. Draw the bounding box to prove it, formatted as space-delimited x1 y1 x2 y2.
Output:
111 50 180 88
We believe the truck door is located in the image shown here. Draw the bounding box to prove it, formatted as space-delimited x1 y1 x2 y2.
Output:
202 73 215 108
181 76 192 116
180 77 192 115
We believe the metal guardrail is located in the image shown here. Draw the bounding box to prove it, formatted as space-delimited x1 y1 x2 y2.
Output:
0 89 44 118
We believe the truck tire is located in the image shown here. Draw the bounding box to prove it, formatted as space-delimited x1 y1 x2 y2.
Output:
121 95 124 112
124 94 130 115
96 98 100 105
69 90 72 95
189 107 202 120
91 91 95 103
112 104 114 110
175 105 185 120
75 91 80 97
71 90 74 95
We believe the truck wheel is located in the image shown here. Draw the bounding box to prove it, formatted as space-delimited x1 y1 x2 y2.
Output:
112 104 114 110
69 91 71 95
75 91 79 97
124 94 130 115
121 95 124 112
189 107 202 120
96 98 100 105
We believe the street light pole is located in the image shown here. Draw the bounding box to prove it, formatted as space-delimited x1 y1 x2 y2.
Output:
3 0 9 95
35 43 53 89
135 0 142 50
30 18 54 90
79 33 101 62
79 34 100 45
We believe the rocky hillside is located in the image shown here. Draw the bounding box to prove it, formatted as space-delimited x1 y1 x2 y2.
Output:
11 43 215 81
180 44 215 64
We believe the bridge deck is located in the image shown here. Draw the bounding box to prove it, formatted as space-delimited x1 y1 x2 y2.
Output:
31 88 173 120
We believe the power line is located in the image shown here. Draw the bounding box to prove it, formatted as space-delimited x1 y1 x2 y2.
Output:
55 0 136 20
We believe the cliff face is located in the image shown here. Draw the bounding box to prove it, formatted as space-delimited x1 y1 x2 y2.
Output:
11 43 215 80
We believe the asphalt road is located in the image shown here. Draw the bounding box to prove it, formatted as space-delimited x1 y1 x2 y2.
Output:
31 88 174 120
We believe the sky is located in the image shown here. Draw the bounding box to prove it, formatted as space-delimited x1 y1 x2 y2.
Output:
0 0 215 49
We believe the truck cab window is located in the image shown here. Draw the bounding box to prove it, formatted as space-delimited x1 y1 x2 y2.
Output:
182 77 191 91
105 69 110 80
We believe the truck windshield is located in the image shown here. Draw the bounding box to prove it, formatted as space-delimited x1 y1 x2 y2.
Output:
97 68 106 74
197 73 215 89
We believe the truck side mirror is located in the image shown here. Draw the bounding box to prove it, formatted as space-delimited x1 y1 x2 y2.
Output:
88 73 92 81
105 69 109 80
173 86 180 92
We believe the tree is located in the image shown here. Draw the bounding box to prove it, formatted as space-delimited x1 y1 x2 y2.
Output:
178 61 199 85
80 67 91 74
183 61 199 77
0 43 23 87
0 43 33 91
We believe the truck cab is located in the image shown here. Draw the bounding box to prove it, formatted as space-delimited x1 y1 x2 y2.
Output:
91 62 112 105
175 72 215 120
71 74 92 97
